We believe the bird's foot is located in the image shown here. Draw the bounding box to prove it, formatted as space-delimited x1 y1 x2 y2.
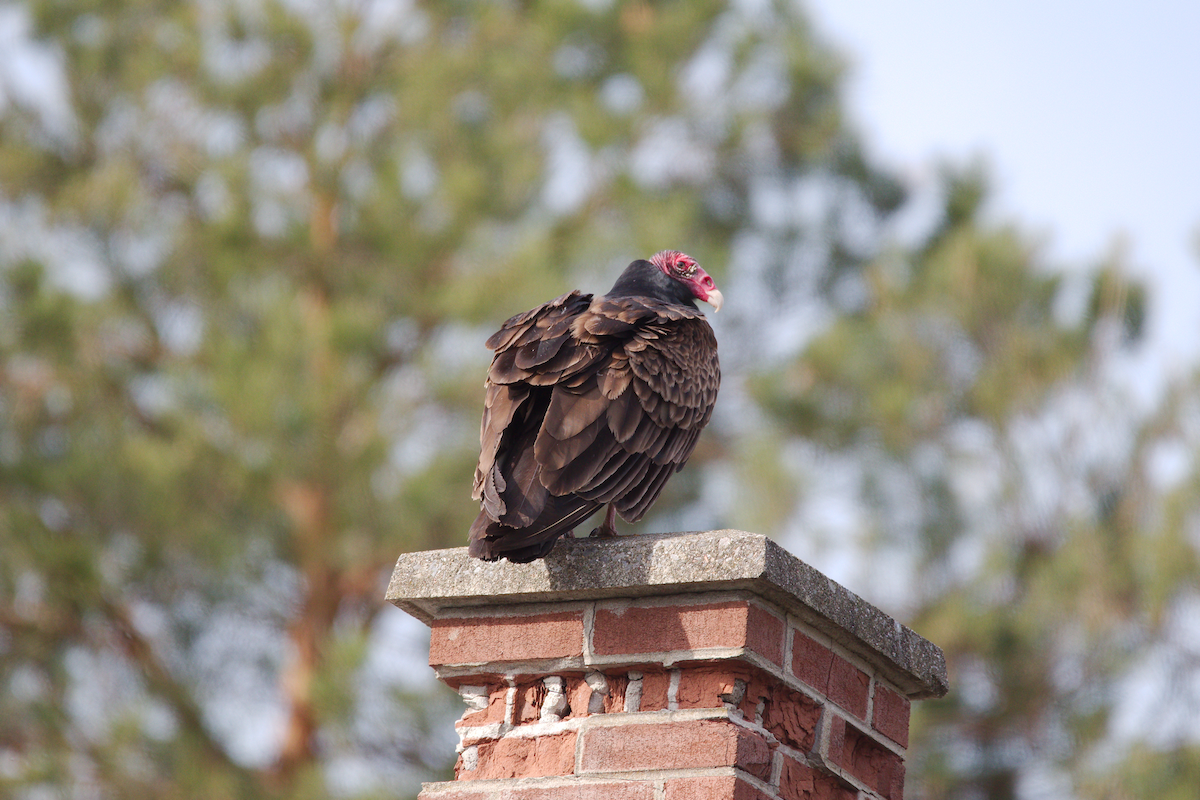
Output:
589 504 619 538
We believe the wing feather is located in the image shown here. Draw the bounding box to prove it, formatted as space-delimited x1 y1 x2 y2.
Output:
616 462 677 521
535 412 605 471
541 381 609 440
514 333 570 369
540 428 623 495
497 425 548 526
587 454 653 505
605 386 642 443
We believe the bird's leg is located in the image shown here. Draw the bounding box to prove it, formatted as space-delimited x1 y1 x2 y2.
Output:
589 504 619 539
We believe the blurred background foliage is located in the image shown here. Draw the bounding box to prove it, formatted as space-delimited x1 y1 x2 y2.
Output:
1 1 1198 798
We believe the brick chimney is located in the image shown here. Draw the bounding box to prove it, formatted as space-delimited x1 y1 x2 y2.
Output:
386 530 948 800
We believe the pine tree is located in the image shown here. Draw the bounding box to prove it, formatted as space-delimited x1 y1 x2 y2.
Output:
0 1 897 796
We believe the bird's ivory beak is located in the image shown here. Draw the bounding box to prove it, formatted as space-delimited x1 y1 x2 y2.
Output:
704 288 724 313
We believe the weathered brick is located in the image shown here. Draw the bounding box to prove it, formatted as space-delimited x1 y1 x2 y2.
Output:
460 732 578 780
456 684 508 728
580 719 772 780
664 774 773 800
760 682 822 752
638 669 670 711
592 601 780 663
417 786 492 800
504 782 655 800
567 676 593 718
675 665 752 710
778 753 856 800
420 781 655 800
513 680 545 725
430 611 584 666
825 714 905 800
872 683 911 748
740 674 769 721
602 673 629 713
791 630 869 719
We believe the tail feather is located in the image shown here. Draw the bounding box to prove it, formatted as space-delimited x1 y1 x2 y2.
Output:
468 494 602 563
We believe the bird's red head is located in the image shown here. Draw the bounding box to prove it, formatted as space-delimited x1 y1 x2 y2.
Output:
650 250 724 312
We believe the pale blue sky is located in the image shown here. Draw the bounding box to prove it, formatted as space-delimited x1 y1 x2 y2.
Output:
806 0 1200 385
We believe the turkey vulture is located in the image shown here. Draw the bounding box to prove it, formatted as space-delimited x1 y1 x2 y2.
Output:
468 251 722 562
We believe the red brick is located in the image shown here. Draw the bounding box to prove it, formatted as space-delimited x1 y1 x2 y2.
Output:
513 680 546 724
430 611 584 666
664 774 773 800
567 676 593 718
676 665 752 710
778 754 856 800
456 685 508 727
760 682 822 752
790 630 835 692
460 732 577 780
519 784 655 800
602 673 629 713
580 719 771 779
827 658 869 720
790 630 869 719
872 683 911 748
417 786 491 800
593 601 780 662
825 715 905 800
740 674 769 721
747 603 786 665
420 781 655 800
639 669 670 711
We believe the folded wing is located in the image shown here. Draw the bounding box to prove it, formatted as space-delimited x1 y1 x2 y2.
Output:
469 293 720 562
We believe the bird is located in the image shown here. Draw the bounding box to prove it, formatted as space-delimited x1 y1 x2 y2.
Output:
468 250 722 563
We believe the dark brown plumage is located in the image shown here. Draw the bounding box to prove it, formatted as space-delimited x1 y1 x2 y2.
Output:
468 251 722 562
